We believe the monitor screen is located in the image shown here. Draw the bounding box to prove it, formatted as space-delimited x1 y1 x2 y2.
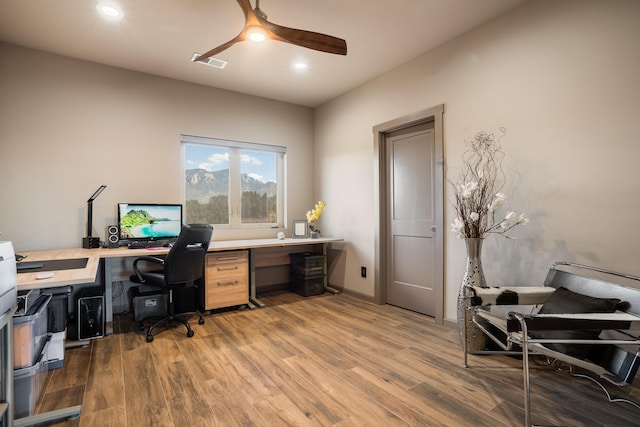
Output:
118 203 183 241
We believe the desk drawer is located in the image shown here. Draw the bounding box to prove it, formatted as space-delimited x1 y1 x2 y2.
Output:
207 250 248 266
201 250 249 310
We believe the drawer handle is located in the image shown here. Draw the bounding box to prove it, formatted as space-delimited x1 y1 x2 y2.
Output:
217 265 239 271
217 280 239 286
217 256 239 261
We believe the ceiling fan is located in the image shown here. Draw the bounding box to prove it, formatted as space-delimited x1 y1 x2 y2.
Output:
194 0 347 62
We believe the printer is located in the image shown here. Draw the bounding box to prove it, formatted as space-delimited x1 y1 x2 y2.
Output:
0 241 18 315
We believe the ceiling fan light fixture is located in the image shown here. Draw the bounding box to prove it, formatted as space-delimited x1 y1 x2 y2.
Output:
194 0 347 63
246 26 267 43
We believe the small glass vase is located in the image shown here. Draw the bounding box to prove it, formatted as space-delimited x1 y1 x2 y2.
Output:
310 231 320 239
457 238 489 351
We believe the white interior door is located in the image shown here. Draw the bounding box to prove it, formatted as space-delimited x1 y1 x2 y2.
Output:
385 124 438 316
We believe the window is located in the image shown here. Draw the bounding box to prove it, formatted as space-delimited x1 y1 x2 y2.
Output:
181 135 286 229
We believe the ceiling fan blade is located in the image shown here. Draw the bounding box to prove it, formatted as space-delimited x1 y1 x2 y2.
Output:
194 33 246 62
195 0 346 59
257 16 347 55
236 0 253 18
194 0 256 62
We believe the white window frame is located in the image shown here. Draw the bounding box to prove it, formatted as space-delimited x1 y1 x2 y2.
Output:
181 134 286 229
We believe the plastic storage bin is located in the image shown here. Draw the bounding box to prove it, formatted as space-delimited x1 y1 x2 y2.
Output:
13 293 51 369
131 286 168 321
14 337 50 419
43 286 71 333
290 274 326 297
45 330 66 370
289 252 325 277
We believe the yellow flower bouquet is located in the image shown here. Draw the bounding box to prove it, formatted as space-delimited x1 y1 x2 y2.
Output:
306 201 325 234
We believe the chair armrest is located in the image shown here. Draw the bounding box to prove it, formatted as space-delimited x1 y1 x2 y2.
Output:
506 311 640 333
469 285 555 306
132 256 165 283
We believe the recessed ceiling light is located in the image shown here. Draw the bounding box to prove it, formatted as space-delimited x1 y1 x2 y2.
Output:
293 61 309 72
96 2 123 21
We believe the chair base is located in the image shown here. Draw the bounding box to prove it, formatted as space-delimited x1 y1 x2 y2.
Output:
139 312 204 342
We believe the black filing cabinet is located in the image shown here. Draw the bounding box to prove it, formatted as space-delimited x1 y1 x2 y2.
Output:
289 252 326 297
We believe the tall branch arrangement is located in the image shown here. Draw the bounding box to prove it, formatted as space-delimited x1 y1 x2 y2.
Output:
450 130 528 239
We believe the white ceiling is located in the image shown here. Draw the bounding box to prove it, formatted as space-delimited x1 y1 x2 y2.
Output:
0 0 527 107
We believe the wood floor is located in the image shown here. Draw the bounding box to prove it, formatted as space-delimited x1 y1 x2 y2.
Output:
34 291 640 426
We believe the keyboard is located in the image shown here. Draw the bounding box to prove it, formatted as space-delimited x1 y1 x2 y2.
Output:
16 262 45 270
127 240 173 249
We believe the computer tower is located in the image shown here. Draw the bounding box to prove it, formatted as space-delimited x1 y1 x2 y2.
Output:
173 285 198 315
77 294 104 339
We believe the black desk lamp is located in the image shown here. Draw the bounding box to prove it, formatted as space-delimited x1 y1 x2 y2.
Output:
82 185 107 249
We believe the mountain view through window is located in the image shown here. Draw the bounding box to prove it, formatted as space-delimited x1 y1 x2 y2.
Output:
182 137 285 228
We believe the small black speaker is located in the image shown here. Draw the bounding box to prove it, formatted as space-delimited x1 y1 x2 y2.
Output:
107 225 119 248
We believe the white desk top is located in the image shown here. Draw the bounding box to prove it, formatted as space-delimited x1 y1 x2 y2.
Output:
16 247 101 290
16 237 343 290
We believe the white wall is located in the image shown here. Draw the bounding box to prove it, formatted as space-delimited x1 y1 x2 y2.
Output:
0 43 315 252
314 0 640 320
2 0 639 323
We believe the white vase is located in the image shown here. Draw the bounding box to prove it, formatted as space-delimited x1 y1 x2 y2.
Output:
457 238 489 351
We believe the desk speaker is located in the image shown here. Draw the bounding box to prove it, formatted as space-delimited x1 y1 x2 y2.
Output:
107 225 119 248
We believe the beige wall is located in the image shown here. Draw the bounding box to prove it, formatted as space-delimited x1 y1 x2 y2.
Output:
0 43 315 252
2 0 640 323
314 0 640 320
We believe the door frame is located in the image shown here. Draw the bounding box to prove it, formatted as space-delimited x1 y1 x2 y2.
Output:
372 104 445 324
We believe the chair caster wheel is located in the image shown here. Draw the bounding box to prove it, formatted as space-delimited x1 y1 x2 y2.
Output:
146 335 154 343
187 330 195 338
198 317 205 325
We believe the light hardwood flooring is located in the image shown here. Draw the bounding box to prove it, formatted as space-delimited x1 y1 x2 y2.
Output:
34 291 640 426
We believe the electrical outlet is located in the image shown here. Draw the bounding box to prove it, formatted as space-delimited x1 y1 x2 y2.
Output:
361 266 366 278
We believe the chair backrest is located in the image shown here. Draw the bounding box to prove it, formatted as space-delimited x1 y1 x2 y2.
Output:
544 262 640 316
163 224 213 286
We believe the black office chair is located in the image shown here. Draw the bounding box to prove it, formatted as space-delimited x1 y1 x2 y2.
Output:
130 224 213 342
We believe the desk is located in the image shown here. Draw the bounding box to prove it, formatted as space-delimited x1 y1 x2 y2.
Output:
17 237 342 336
15 248 101 290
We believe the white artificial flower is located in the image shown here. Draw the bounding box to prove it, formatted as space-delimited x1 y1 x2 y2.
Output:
518 213 530 225
451 217 465 238
460 181 478 198
470 212 479 222
500 221 508 229
488 192 507 212
504 211 516 221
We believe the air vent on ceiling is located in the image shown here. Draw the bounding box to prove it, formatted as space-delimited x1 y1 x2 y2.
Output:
192 53 228 69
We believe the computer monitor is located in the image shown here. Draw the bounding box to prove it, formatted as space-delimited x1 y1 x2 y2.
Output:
117 203 183 242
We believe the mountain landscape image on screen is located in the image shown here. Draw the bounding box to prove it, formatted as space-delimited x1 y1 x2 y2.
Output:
120 207 181 239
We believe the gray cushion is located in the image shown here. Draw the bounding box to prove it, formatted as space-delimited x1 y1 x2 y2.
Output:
529 287 621 358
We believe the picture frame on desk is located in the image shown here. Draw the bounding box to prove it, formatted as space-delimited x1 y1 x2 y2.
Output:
292 220 308 238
